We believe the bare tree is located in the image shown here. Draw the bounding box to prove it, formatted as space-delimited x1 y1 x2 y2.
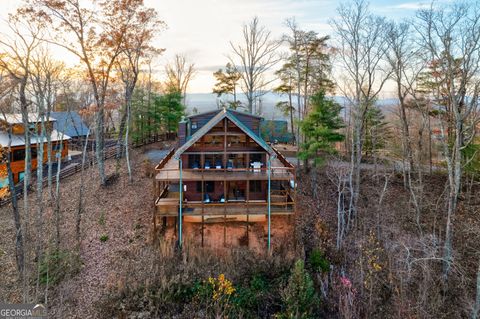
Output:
164 54 196 104
415 2 480 278
31 0 137 185
115 3 164 181
284 18 304 151
0 77 25 293
29 49 66 298
0 11 43 302
229 16 281 114
331 0 391 229
384 21 430 232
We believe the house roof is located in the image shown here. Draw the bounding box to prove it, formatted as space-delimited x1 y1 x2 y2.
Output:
187 108 263 120
50 111 89 137
0 129 71 147
173 108 274 160
0 113 57 124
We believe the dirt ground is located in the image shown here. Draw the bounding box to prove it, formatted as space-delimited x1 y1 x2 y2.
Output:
160 215 294 251
0 142 295 318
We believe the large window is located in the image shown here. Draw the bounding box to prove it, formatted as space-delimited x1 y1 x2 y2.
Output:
197 181 214 193
188 154 201 169
228 153 246 168
227 134 246 147
203 135 223 148
202 154 224 169
250 153 263 163
12 149 25 162
249 180 262 193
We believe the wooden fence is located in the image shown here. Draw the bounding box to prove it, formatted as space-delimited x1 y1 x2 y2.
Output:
0 145 126 207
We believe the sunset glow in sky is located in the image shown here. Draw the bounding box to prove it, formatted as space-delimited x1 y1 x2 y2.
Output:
0 0 438 93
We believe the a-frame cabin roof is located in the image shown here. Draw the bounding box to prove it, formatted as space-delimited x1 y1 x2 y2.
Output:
173 108 274 160
187 108 263 120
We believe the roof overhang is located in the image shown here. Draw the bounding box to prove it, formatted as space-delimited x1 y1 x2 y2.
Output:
173 108 274 160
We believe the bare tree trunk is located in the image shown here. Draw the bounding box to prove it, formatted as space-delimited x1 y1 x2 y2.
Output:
125 96 132 182
54 134 65 251
5 124 24 283
76 127 91 249
34 112 46 300
20 81 32 303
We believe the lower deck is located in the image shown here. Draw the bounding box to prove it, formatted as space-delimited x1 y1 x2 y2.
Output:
155 178 295 219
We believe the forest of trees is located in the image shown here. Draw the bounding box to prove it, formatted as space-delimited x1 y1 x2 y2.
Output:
0 0 480 318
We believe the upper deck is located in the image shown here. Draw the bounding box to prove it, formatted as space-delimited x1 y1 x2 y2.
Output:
155 156 294 182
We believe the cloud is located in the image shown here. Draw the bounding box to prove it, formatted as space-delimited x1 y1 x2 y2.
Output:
389 2 430 10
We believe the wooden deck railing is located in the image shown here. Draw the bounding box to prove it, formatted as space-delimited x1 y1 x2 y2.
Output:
154 146 176 170
155 199 295 216
155 166 296 183
271 145 294 168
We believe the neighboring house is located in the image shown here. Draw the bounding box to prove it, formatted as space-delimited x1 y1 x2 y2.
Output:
0 114 70 186
154 108 296 249
260 119 294 144
50 111 89 141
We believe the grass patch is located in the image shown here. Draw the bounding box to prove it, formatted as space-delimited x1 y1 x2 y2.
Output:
98 211 106 226
39 250 81 286
100 235 109 242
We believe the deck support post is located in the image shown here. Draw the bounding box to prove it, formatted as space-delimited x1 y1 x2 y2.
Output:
246 171 250 248
223 117 227 247
201 215 204 247
179 158 183 248
267 156 271 252
201 173 204 247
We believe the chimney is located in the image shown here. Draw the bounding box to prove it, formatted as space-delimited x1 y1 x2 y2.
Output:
178 117 188 146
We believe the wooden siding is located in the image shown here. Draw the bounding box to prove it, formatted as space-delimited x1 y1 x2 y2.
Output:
188 110 261 136
0 141 68 184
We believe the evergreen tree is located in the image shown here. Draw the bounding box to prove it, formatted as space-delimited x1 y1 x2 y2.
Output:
130 88 162 144
363 106 389 158
274 62 296 142
299 91 344 166
212 62 242 109
156 89 185 134
280 260 319 318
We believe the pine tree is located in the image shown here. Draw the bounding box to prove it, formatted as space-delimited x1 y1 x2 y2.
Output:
280 260 319 318
212 62 241 109
299 91 344 166
156 89 185 134
363 106 389 158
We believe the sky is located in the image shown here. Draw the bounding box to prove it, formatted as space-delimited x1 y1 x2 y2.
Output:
0 0 438 94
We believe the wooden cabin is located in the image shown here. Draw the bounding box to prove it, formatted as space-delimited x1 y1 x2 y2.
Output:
0 114 70 187
154 108 296 249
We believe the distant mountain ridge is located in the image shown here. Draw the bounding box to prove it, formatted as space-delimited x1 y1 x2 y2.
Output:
184 92 399 121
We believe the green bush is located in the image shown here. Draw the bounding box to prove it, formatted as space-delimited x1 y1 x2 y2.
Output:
100 235 109 242
279 260 319 319
309 249 330 273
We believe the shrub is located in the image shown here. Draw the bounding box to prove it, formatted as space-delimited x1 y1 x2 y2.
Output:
279 260 319 318
39 250 81 285
100 235 109 242
309 248 330 273
194 274 237 317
